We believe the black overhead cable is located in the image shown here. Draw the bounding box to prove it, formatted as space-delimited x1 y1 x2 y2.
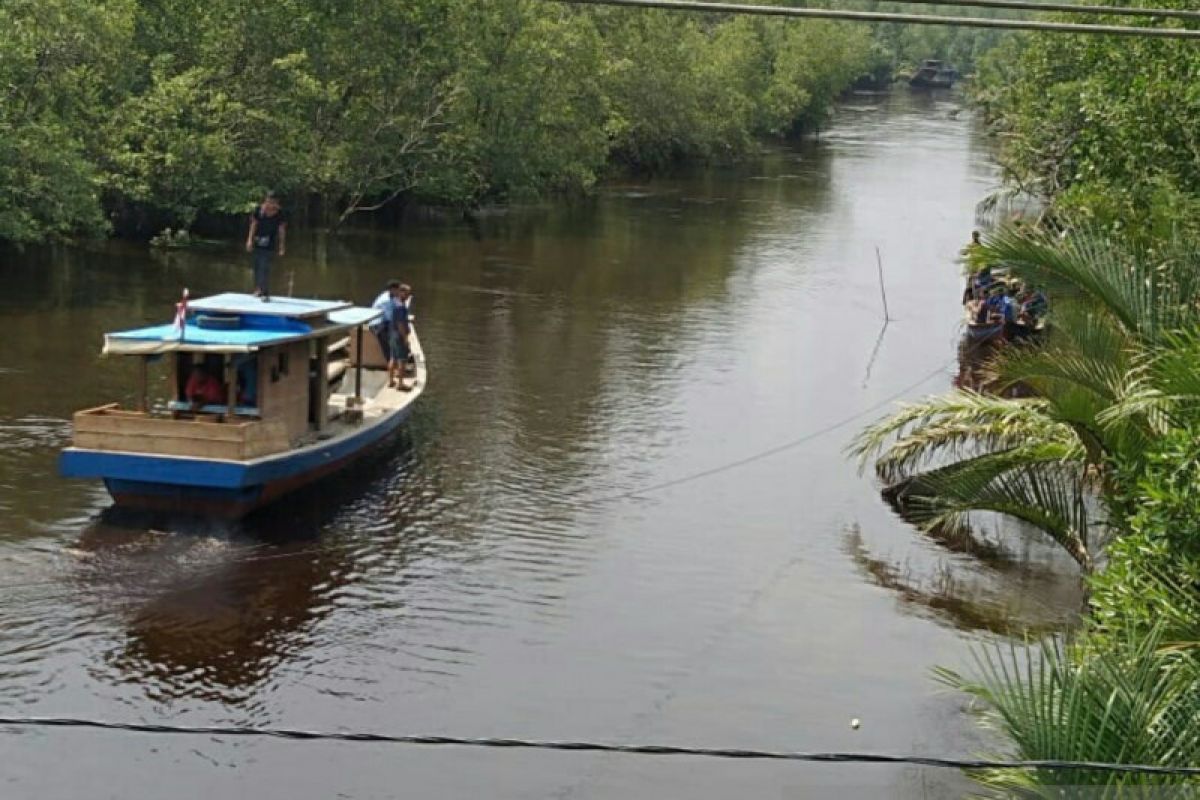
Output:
4 717 1200 775
550 0 1200 39
873 0 1200 22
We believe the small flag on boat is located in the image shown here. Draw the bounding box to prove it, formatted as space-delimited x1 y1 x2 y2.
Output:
173 288 189 339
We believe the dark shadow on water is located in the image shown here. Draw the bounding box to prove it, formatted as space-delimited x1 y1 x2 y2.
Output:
70 431 435 702
844 524 1081 637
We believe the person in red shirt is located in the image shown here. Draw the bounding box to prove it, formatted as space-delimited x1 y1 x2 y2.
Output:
185 366 226 408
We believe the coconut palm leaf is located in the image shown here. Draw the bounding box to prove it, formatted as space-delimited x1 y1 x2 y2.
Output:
936 628 1200 796
978 224 1200 342
992 344 1152 470
991 305 1133 400
1090 558 1200 654
1105 330 1200 432
849 392 1073 485
901 459 1094 570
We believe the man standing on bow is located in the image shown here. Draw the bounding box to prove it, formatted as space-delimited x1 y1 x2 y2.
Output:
371 281 413 390
245 191 287 301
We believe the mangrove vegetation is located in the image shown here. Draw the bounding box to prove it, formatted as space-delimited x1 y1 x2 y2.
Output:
1 0 1015 245
0 0 877 242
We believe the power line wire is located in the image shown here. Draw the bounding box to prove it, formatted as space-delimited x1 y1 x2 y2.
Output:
839 0 1200 22
587 360 952 503
2 717 1199 775
550 0 1200 39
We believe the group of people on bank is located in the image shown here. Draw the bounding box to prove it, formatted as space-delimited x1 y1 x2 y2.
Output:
961 229 1048 341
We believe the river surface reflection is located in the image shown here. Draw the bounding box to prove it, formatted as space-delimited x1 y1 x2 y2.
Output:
0 90 1081 798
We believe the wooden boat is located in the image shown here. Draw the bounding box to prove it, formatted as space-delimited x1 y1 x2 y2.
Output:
963 298 1006 344
909 59 958 89
60 293 425 518
966 319 1005 343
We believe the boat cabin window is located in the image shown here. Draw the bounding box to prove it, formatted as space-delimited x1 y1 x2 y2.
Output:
175 353 224 402
168 352 260 417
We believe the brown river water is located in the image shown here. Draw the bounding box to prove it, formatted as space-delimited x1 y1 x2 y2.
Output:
0 91 1082 798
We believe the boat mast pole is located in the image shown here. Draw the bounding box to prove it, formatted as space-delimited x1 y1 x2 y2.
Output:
354 326 364 401
137 357 149 413
224 354 236 422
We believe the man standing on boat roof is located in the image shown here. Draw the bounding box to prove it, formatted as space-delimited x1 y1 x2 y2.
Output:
371 280 413 391
245 191 287 301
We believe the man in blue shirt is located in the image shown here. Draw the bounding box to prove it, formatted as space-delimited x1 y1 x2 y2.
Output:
371 280 413 389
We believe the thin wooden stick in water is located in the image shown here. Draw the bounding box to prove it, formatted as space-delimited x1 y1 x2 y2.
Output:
875 246 891 321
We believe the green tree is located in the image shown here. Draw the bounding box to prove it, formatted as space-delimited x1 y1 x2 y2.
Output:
0 0 135 242
975 6 1200 234
454 1 611 200
0 0 883 242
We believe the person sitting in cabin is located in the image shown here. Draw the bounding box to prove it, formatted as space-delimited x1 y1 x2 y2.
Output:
185 365 226 409
973 299 990 325
981 283 1017 338
967 264 994 304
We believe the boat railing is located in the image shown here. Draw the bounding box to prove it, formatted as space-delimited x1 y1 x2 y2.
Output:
165 400 262 418
72 404 290 460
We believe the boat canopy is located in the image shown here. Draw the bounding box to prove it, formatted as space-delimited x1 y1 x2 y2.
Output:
103 293 382 355
190 293 352 319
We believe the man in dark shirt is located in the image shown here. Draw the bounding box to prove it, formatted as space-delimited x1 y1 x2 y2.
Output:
391 284 413 390
244 191 287 300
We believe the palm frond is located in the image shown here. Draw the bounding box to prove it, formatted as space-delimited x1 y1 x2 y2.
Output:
937 628 1200 794
978 224 1200 342
848 392 1068 483
902 461 1094 570
1101 329 1200 433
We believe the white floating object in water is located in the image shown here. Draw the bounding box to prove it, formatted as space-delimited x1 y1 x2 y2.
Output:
850 718 861 729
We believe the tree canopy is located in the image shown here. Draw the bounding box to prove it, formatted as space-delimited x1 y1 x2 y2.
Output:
974 1 1200 235
0 0 896 242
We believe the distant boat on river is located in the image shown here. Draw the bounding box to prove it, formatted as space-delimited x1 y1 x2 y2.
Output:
909 60 958 89
60 293 426 518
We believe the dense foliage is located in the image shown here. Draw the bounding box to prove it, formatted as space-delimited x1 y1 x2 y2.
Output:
974 2 1200 235
862 2 1014 81
854 222 1200 791
0 0 888 242
907 16 1200 791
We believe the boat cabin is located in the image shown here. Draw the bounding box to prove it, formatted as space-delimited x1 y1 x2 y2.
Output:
72 293 391 462
909 59 958 89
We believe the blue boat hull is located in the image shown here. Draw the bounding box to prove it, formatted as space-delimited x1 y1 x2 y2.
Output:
60 404 414 518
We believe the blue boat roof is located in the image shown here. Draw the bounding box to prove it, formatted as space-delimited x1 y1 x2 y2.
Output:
102 293 380 355
189 293 352 319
